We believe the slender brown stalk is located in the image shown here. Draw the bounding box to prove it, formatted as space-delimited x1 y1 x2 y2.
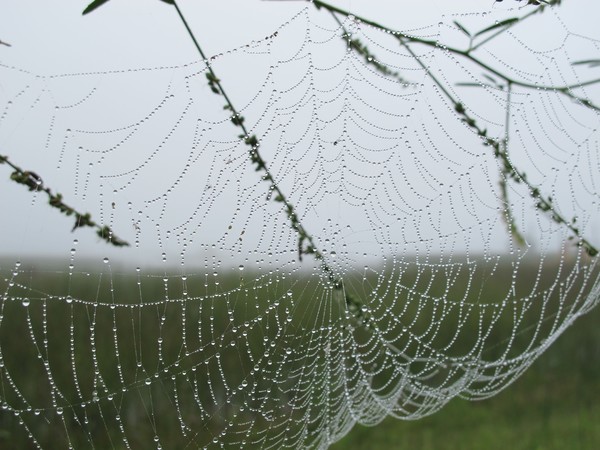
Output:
0 154 129 247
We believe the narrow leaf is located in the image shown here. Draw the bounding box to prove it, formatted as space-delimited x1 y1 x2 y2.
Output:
572 59 600 68
453 21 471 37
82 0 111 15
474 18 519 38
482 73 497 84
456 82 495 89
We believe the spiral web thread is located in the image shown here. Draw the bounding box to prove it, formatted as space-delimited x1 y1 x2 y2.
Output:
1 3 600 449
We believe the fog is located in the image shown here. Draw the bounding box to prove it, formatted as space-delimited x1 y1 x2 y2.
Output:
1 0 599 272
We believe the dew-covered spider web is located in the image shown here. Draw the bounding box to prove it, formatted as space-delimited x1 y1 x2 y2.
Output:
1 1 600 448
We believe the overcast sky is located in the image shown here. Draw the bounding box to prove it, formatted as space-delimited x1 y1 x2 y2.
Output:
1 0 599 272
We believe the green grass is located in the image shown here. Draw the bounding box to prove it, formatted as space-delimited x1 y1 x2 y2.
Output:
0 256 598 449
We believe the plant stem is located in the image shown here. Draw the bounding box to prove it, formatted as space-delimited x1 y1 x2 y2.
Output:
313 0 598 257
312 0 600 112
469 1 559 52
0 154 129 247
171 2 320 259
499 82 527 247
170 2 374 323
327 9 413 86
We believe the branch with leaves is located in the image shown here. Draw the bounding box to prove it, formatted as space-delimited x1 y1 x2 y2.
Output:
0 154 129 247
312 0 598 258
314 0 597 111
1 15 127 247
77 9 317 254
171 2 382 327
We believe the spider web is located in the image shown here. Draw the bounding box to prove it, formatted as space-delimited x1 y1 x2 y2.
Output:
1 1 599 448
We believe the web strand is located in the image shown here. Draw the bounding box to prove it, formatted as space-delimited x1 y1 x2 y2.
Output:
0 2 599 448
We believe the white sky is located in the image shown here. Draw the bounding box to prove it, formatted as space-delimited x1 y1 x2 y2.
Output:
1 0 599 271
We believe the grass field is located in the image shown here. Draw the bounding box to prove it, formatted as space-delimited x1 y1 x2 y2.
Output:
333 295 600 450
0 256 598 449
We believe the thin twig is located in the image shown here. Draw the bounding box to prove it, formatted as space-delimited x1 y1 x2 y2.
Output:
312 0 600 112
313 0 598 257
328 9 413 86
0 154 129 247
470 1 559 51
499 82 526 247
173 1 341 286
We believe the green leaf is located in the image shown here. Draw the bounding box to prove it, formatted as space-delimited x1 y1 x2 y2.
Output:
159 0 175 4
456 82 496 89
474 18 519 38
205 72 220 83
572 59 600 68
453 21 471 37
82 0 112 15
482 73 497 84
